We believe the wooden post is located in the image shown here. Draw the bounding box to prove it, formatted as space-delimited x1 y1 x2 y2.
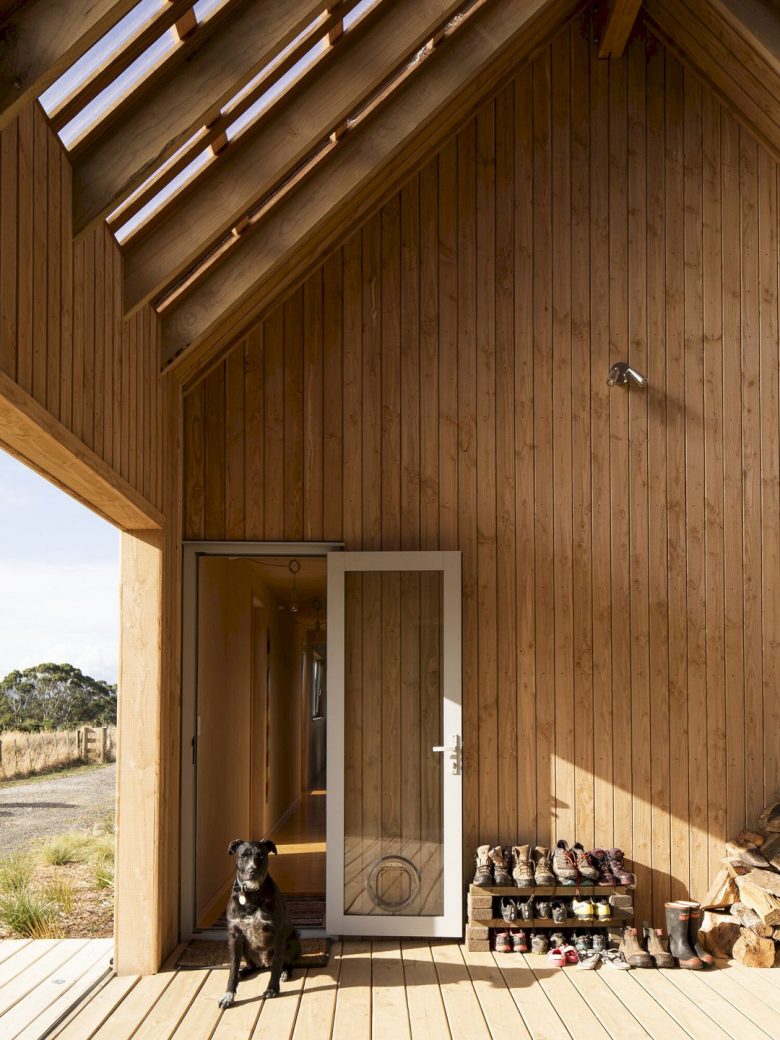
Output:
99 726 107 763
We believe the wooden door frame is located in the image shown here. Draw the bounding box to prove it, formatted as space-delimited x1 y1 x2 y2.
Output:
179 540 341 940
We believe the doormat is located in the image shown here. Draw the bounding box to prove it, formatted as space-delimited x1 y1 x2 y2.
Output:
178 937 331 969
212 894 326 930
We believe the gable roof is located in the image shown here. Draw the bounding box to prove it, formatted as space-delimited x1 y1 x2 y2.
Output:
0 0 779 385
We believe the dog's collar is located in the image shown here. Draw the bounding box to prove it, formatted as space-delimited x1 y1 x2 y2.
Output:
233 878 261 906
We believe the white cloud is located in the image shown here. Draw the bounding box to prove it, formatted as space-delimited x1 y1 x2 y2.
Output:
0 559 119 684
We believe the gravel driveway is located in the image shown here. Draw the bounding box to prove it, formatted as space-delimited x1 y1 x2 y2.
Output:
0 763 116 853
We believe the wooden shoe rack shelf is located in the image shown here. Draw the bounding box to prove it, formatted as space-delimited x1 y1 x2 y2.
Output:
465 884 635 952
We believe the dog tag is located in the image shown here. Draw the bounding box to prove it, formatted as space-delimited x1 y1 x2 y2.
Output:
239 894 246 905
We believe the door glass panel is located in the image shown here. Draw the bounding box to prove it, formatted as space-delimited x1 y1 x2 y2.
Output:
343 570 443 916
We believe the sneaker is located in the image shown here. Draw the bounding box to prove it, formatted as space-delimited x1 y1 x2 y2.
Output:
535 899 552 920
494 930 512 953
591 931 608 953
519 898 534 921
552 840 578 882
577 951 601 970
511 928 529 953
472 844 493 887
549 930 567 949
490 846 513 887
572 897 595 920
572 843 599 882
602 949 632 970
500 898 519 923
573 932 591 954
595 898 611 920
551 900 567 924
562 944 579 965
530 933 549 955
532 846 556 886
511 845 534 887
547 947 566 967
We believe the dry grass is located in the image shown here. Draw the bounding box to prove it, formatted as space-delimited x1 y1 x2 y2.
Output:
0 727 116 781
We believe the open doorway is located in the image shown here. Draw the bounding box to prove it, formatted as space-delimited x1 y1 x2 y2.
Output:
183 544 335 938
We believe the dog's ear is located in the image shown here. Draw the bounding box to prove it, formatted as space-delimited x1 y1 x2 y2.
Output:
227 839 244 856
260 839 278 856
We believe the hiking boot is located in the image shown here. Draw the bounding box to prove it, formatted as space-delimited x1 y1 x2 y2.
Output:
551 900 567 923
673 901 713 966
472 845 493 887
511 844 534 887
573 843 599 882
530 932 549 955
511 928 529 953
643 922 675 968
665 903 704 969
552 840 578 882
519 898 534 921
619 926 654 968
591 848 617 885
494 929 512 953
532 846 556 886
490 846 513 887
605 848 636 886
500 898 519 923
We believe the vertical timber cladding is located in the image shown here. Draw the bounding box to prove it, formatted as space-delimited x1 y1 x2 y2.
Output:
0 103 165 513
183 22 780 927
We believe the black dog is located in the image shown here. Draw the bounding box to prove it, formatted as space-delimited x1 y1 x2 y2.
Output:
218 839 301 1009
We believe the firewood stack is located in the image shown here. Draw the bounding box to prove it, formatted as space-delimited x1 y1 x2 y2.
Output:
699 796 780 967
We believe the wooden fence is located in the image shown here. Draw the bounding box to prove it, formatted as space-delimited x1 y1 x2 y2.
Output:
0 726 117 780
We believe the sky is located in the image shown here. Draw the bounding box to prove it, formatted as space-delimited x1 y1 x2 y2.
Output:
0 449 120 685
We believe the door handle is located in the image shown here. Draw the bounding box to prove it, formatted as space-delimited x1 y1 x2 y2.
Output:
432 734 461 775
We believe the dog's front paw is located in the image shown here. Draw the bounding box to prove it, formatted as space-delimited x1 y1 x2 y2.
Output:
280 968 292 982
261 986 279 999
218 991 236 1009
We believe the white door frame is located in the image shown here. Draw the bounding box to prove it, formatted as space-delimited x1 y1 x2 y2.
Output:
326 550 462 937
180 540 342 940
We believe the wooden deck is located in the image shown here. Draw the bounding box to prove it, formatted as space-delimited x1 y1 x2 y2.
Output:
0 937 112 1040
7 938 772 1040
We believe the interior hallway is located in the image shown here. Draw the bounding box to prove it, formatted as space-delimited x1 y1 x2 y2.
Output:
268 790 326 895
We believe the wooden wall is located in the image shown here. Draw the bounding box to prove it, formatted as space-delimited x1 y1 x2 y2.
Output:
0 102 164 511
183 19 780 925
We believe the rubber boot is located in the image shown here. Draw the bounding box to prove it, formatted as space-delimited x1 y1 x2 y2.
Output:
490 846 513 887
511 844 534 887
472 844 493 887
675 901 714 966
665 902 704 969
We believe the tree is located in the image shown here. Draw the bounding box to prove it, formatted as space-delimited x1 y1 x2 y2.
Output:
0 663 117 731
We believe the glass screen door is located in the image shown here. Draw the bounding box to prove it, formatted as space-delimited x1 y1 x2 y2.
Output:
326 551 462 936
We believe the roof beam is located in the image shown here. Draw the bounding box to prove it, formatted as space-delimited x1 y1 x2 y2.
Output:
598 0 642 57
71 0 330 236
122 0 467 316
0 0 137 131
161 0 579 378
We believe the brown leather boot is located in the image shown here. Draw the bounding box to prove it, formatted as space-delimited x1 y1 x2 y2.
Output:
533 846 556 886
511 845 534 887
665 902 704 969
472 844 493 887
618 926 654 968
642 922 675 968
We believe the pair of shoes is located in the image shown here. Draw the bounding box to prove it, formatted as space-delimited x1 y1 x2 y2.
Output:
619 927 658 968
665 902 713 968
572 897 612 920
472 845 515 887
552 841 600 883
548 945 579 967
494 929 529 953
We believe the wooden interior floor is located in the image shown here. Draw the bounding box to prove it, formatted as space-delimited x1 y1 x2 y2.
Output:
0 937 112 1040
34 939 780 1040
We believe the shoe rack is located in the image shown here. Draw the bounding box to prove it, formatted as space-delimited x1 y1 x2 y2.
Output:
465 884 635 952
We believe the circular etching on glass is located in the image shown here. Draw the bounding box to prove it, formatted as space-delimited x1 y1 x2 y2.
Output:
366 855 421 912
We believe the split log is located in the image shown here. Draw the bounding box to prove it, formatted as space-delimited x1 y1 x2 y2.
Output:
758 796 780 834
735 870 780 925
725 840 769 870
736 829 767 848
732 929 776 968
702 869 738 910
726 860 752 880
697 911 741 959
729 901 775 937
759 833 780 872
